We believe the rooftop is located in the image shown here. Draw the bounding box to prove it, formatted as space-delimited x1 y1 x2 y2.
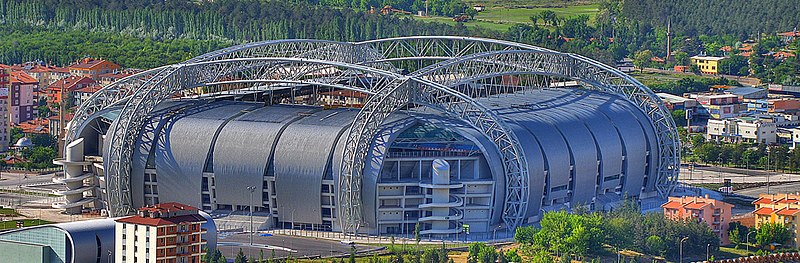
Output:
691 56 726 61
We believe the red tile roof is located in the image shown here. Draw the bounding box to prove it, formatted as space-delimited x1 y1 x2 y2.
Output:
776 208 800 216
778 31 800 37
10 71 38 84
74 85 102 94
662 201 684 209
754 207 775 215
115 214 206 226
140 202 199 213
684 202 710 210
753 197 774 205
48 76 96 91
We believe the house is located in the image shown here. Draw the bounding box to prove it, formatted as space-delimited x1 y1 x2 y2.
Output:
692 94 744 119
769 98 800 113
674 65 690 72
9 71 38 124
68 58 121 79
707 117 777 144
753 193 800 249
96 71 131 86
691 56 726 74
662 195 734 245
319 90 369 107
48 113 73 139
45 76 97 107
724 86 768 100
778 30 800 44
473 4 485 12
73 85 103 107
656 93 697 111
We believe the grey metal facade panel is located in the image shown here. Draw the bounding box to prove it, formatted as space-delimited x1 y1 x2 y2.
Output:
612 100 659 193
574 96 628 191
504 121 546 218
154 103 254 208
544 106 599 205
212 105 317 206
603 103 649 195
131 101 193 208
274 108 360 224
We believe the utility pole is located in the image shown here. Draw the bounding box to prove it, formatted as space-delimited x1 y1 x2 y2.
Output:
246 186 256 246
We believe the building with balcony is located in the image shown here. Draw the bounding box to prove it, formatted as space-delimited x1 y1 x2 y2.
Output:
8 71 37 124
115 203 209 263
753 193 800 249
662 195 734 244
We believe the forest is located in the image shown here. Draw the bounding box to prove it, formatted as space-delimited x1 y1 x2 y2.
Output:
0 0 500 68
621 0 800 38
0 0 797 74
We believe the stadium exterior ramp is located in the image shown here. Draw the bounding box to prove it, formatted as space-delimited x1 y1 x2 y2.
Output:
57 36 679 238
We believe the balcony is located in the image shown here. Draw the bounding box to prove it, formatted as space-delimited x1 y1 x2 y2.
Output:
419 196 463 209
418 213 463 222
419 182 464 189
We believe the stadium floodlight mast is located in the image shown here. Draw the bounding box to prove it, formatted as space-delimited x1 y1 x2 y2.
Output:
63 36 679 236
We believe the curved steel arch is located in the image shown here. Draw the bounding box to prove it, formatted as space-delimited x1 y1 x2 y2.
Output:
67 39 387 146
102 57 407 216
413 49 680 197
337 75 530 234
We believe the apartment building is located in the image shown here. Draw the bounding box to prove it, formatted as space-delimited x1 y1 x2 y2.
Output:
115 203 207 263
662 195 734 244
8 71 37 124
707 117 777 144
691 56 726 74
753 193 800 249
68 58 121 79
0 66 9 151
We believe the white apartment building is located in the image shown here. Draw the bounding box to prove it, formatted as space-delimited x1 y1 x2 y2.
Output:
707 117 777 144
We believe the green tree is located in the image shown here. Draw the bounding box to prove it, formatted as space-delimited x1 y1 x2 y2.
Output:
633 50 654 72
644 235 666 257
234 248 248 263
672 110 687 126
755 222 791 247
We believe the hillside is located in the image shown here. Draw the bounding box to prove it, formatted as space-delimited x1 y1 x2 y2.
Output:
621 0 800 37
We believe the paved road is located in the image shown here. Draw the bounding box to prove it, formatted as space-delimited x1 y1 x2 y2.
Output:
217 233 379 260
736 181 800 198
678 166 800 184
0 172 55 188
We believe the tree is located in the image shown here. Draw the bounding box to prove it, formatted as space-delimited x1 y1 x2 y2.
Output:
234 248 248 263
464 8 477 19
672 110 687 126
633 50 654 72
755 222 791 247
349 245 357 263
644 235 666 257
674 51 690 66
718 55 749 76
504 249 522 263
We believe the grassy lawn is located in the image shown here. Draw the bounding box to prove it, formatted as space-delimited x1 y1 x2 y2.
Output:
0 207 20 217
475 4 600 25
0 219 52 230
406 3 600 32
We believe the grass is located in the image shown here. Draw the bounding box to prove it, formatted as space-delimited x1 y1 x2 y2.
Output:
406 3 601 32
0 207 20 217
0 219 52 230
475 4 600 25
0 188 58 197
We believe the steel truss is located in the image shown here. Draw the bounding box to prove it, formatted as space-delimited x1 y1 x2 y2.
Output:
62 37 678 235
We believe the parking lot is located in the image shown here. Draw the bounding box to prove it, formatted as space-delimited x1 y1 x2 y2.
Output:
217 232 381 260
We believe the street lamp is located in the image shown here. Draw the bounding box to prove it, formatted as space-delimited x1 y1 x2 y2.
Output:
706 243 710 262
246 185 256 246
679 236 689 263
746 230 757 255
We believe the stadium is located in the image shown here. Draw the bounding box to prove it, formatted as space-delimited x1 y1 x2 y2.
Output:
54 36 680 237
